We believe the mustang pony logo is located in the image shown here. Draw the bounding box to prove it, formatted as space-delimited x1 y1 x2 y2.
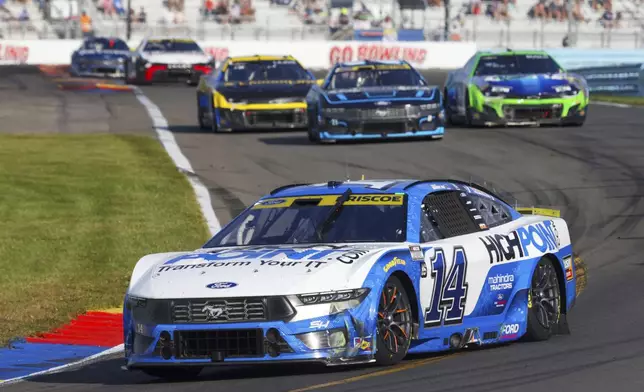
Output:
203 305 226 320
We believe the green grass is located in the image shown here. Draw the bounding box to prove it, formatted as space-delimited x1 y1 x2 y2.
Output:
0 134 209 345
592 95 644 106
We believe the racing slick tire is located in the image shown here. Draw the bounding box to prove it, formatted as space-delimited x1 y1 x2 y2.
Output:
375 275 413 366
525 257 562 341
464 90 476 127
197 94 209 131
444 88 455 126
124 62 145 85
140 366 203 380
307 125 321 143
307 110 322 143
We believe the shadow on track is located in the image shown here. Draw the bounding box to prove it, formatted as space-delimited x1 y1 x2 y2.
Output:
22 358 376 386
258 135 444 146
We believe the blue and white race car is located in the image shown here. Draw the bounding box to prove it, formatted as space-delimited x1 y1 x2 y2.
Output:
305 60 445 143
70 37 130 78
123 179 577 379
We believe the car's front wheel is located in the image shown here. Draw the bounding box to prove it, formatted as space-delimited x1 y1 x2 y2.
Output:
140 366 203 380
525 257 562 341
307 110 321 143
375 275 413 366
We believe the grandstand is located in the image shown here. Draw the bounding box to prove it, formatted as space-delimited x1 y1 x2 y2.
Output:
1 0 642 48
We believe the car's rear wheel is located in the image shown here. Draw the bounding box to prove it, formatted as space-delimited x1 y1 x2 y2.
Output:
140 366 203 380
525 257 562 341
375 275 412 366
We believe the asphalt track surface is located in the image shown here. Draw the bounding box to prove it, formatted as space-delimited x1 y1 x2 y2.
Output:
2 66 644 392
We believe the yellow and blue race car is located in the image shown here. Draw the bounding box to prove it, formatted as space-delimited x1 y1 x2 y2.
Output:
196 55 320 132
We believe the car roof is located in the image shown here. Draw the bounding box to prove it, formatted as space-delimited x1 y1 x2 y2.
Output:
335 59 409 67
86 36 126 41
227 55 296 62
144 36 197 42
477 49 550 57
265 179 512 206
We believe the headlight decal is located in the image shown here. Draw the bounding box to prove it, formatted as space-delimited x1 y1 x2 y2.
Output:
297 288 370 305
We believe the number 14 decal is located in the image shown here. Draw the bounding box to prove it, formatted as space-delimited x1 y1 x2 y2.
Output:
424 247 469 328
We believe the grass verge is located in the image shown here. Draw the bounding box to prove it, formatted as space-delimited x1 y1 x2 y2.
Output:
0 134 209 346
592 95 644 106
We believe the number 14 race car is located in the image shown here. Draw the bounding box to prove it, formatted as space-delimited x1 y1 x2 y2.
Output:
123 179 577 379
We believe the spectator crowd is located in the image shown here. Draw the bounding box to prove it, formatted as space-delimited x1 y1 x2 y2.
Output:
201 0 256 23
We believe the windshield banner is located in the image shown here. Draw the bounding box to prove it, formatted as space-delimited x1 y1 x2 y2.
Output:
252 194 405 209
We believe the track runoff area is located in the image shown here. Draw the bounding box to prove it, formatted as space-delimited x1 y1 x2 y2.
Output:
1 67 644 392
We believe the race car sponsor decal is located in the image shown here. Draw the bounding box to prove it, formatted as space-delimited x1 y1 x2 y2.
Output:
158 245 379 272
500 323 520 339
563 255 574 281
479 220 559 264
352 336 373 351
494 293 507 308
420 262 428 278
488 273 514 291
310 320 330 329
409 245 424 261
223 79 315 86
383 256 406 273
430 183 454 191
157 259 327 273
252 194 404 209
206 282 238 289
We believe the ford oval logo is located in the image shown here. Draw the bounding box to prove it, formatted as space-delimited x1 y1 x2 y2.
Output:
206 282 238 289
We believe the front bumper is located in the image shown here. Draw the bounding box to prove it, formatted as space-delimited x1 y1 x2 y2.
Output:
124 313 376 368
72 61 125 78
470 95 588 126
216 108 308 131
319 111 445 140
145 64 211 83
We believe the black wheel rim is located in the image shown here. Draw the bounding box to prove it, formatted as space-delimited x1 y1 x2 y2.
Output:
530 262 561 329
377 283 412 354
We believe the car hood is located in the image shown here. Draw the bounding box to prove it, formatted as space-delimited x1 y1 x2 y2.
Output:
217 81 314 102
141 51 211 64
323 86 438 103
472 73 578 96
75 49 130 59
128 243 404 299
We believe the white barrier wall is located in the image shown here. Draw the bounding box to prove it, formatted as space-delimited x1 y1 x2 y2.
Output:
0 40 478 69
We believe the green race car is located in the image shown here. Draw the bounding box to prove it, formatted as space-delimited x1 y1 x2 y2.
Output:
444 50 589 127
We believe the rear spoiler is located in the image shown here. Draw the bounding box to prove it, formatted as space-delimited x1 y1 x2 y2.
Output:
515 207 561 218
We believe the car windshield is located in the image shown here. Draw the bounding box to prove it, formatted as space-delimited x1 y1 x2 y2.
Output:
224 60 311 82
330 65 424 89
143 39 203 53
203 193 407 247
474 54 562 76
83 38 129 51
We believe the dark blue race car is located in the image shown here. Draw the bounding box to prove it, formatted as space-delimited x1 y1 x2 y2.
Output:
305 60 445 143
71 37 131 78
